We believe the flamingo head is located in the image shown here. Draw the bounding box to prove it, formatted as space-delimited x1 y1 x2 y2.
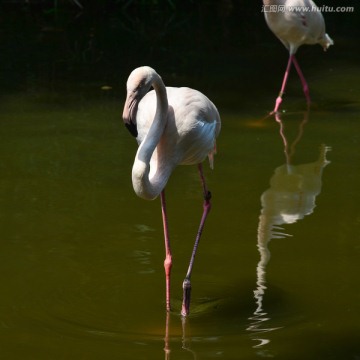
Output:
122 66 155 138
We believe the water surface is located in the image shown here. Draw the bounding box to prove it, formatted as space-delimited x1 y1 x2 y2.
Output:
0 65 360 359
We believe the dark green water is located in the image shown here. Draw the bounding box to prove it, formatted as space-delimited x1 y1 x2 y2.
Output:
1 62 360 359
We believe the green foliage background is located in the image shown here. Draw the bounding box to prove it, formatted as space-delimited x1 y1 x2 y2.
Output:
0 0 358 92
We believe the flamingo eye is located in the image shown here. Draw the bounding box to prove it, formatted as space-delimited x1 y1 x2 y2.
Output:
133 81 144 94
139 79 146 89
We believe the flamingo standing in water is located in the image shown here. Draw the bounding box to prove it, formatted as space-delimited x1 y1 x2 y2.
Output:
263 0 333 112
122 66 221 316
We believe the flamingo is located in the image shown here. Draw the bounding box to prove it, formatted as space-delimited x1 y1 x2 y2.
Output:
122 66 221 316
263 0 334 112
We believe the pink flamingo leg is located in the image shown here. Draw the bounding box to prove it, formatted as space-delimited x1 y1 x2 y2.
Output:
161 190 172 312
181 163 212 316
273 54 294 113
292 55 311 106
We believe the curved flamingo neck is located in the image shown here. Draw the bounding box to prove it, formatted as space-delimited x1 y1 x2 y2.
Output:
132 73 172 200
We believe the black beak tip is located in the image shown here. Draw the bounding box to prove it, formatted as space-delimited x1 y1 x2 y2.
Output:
125 122 138 138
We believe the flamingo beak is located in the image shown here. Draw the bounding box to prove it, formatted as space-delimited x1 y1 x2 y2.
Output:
122 94 138 138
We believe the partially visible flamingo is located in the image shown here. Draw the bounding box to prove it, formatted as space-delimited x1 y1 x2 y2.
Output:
122 66 221 316
263 0 334 112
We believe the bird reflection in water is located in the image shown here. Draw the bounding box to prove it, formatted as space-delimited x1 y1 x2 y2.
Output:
163 313 197 360
248 111 331 350
164 312 171 360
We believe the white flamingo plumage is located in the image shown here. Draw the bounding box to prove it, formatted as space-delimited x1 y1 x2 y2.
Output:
263 0 334 112
122 66 221 316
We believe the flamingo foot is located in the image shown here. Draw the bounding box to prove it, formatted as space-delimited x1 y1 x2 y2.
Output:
181 278 191 316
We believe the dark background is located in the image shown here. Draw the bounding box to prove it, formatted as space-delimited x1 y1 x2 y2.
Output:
0 0 359 99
